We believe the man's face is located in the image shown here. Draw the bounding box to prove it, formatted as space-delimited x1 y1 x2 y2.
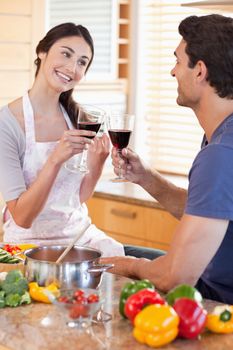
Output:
171 39 199 108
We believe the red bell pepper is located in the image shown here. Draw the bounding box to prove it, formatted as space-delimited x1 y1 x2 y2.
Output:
124 288 165 323
173 297 207 339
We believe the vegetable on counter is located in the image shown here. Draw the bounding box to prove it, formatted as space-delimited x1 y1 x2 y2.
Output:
166 284 202 306
0 248 21 264
0 270 31 307
29 282 60 304
2 244 22 255
119 279 155 317
133 304 179 348
124 288 165 323
206 305 233 334
173 297 207 339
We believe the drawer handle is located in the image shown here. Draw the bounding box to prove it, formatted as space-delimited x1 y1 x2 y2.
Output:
110 208 137 219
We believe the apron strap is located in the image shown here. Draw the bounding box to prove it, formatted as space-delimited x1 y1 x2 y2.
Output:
22 92 36 144
60 104 74 130
22 92 74 145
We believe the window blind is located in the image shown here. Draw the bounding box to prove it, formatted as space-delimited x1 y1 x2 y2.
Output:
137 0 211 175
48 0 116 79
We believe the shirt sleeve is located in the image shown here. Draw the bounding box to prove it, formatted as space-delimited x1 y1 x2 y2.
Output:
185 144 233 220
0 108 26 201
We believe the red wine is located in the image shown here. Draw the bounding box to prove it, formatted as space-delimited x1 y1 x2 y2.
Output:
108 129 132 149
77 122 101 139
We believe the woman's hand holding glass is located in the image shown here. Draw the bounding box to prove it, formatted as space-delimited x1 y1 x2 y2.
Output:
65 104 106 174
87 133 110 167
49 129 95 168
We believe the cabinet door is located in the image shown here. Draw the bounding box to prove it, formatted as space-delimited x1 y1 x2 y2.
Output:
87 197 178 250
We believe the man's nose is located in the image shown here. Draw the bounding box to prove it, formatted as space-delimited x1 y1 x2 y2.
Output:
170 67 175 77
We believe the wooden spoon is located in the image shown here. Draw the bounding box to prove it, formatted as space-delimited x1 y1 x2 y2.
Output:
55 219 91 264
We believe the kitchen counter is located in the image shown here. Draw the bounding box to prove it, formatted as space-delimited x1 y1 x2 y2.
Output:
93 175 188 209
0 273 232 350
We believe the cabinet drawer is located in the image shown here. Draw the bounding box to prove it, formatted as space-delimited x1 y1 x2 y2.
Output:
87 197 179 248
87 198 145 239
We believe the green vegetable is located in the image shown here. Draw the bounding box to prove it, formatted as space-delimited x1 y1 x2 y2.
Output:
119 279 155 317
20 291 31 305
5 294 22 307
1 270 28 296
0 291 5 308
0 248 21 263
0 269 31 308
166 284 203 306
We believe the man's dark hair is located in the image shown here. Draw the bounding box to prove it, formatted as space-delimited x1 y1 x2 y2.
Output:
179 14 233 99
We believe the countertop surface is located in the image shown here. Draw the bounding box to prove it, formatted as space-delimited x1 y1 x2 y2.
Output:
0 273 232 350
91 175 188 209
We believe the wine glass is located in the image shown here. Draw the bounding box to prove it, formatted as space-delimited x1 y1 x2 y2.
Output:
107 112 135 182
65 104 106 174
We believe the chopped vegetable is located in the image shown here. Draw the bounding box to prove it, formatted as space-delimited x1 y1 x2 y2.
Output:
173 297 207 339
124 288 165 323
119 279 155 317
133 304 179 348
166 284 202 306
29 282 60 304
2 244 22 256
0 248 21 264
206 305 233 334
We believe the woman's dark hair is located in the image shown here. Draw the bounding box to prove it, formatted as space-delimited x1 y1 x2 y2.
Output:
34 23 94 127
179 14 233 99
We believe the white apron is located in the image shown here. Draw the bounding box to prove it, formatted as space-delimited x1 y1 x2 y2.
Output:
3 93 124 257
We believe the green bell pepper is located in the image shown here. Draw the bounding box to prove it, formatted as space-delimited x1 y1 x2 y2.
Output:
119 279 155 317
166 284 202 306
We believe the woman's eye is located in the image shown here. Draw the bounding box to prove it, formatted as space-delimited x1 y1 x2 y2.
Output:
62 51 71 58
78 59 88 67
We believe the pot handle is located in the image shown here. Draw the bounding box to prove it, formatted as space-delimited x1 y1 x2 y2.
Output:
87 264 114 273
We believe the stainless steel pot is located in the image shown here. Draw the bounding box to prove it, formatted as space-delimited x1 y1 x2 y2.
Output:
24 245 113 289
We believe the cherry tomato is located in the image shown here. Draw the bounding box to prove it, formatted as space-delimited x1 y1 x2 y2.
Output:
69 304 89 319
58 296 69 303
87 294 99 303
74 289 84 298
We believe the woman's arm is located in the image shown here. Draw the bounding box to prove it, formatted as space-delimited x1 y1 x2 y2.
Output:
5 129 95 228
79 134 110 203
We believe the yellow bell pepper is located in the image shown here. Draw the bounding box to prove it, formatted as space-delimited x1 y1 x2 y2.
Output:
29 282 60 304
206 305 233 334
133 304 179 348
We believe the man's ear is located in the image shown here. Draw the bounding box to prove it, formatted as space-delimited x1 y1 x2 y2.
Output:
196 60 208 81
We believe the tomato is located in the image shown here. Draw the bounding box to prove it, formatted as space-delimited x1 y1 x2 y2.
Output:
58 296 69 303
87 294 99 303
69 304 89 319
74 289 84 298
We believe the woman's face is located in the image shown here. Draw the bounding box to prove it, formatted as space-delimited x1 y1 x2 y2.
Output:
38 35 92 93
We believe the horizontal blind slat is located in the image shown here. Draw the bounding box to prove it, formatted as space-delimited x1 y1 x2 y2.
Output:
48 0 113 77
139 0 213 175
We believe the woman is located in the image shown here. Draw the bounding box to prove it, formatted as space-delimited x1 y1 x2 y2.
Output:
0 23 124 256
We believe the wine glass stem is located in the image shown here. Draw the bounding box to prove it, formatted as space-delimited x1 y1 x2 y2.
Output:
117 149 124 179
79 149 88 173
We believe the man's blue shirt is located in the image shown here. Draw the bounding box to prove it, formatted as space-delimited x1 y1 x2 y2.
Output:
185 113 233 303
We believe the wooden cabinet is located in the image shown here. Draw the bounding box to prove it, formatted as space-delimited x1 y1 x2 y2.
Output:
117 0 130 79
87 197 179 251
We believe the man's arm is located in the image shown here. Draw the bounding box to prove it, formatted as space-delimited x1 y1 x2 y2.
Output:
112 147 187 219
101 214 228 292
139 168 187 220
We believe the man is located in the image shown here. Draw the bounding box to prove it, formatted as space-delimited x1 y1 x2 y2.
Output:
101 14 233 303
